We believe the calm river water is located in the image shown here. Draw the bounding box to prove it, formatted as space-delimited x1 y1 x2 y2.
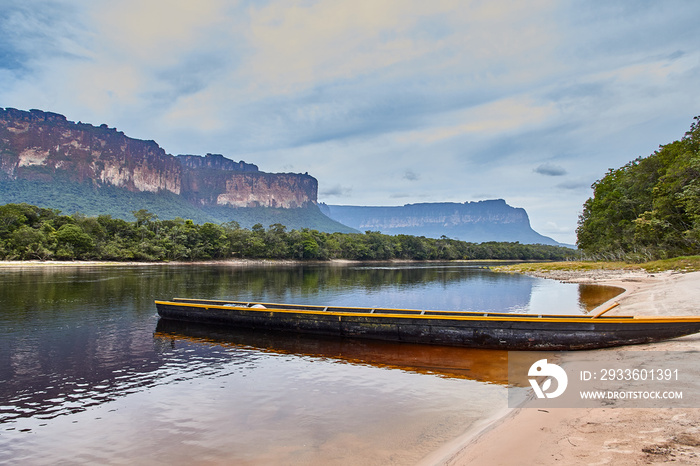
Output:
0 263 622 465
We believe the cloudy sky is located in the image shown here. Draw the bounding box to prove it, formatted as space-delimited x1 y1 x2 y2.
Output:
2 0 699 244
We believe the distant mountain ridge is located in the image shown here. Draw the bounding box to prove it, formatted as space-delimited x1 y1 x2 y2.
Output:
0 107 354 232
321 200 570 247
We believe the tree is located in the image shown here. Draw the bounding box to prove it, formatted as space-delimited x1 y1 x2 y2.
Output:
55 223 95 259
199 223 227 259
300 230 320 259
132 209 157 227
577 116 700 259
10 225 52 259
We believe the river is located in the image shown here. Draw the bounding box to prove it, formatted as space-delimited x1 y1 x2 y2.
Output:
0 263 622 465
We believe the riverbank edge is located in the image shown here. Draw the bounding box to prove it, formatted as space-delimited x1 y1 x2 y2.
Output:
0 258 534 268
430 268 700 466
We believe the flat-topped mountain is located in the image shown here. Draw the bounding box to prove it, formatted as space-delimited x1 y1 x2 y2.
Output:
0 107 352 231
0 108 315 208
321 200 569 246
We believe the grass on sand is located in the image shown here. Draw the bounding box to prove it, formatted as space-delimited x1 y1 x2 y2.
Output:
492 256 700 274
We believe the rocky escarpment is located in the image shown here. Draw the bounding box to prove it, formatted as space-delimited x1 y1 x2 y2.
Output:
321 200 567 246
323 200 529 229
0 108 181 194
177 153 259 172
177 153 315 208
0 108 317 208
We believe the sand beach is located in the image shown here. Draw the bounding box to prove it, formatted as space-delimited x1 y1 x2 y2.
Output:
437 269 700 466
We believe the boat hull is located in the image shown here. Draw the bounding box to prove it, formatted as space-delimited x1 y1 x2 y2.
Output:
155 299 700 351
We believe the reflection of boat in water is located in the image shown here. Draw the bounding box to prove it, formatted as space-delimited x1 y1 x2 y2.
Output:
154 319 509 384
155 298 700 351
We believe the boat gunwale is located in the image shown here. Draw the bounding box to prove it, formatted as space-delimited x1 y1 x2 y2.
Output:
155 299 700 324
167 297 602 318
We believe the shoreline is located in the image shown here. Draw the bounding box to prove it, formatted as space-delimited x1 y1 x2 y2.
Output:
0 258 497 268
434 269 700 466
0 259 302 267
0 258 546 268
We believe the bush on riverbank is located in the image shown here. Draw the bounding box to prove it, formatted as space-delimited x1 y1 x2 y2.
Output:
0 203 576 262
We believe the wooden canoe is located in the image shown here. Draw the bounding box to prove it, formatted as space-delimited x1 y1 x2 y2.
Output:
155 298 700 351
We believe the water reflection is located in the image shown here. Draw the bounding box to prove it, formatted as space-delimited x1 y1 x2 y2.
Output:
0 264 622 426
578 284 624 312
154 319 510 384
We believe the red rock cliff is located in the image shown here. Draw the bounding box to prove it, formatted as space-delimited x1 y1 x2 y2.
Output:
0 108 317 208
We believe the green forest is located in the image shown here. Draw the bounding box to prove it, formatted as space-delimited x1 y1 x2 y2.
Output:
0 203 575 262
0 178 355 233
577 116 700 260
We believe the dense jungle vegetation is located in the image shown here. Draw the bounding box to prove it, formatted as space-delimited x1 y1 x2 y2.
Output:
0 203 575 261
577 116 700 260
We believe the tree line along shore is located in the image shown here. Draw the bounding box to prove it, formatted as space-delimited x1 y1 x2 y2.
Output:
0 203 575 262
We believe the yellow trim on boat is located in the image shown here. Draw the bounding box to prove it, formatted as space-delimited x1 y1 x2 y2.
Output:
154 300 700 324
167 297 599 318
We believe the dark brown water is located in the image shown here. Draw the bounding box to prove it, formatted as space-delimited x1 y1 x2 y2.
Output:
0 263 622 465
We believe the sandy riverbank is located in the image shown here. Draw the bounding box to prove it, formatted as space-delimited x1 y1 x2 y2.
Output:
435 269 700 466
0 258 450 267
0 259 308 267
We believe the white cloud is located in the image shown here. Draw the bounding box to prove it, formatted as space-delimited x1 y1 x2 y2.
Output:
91 0 231 66
397 96 558 145
243 0 445 94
